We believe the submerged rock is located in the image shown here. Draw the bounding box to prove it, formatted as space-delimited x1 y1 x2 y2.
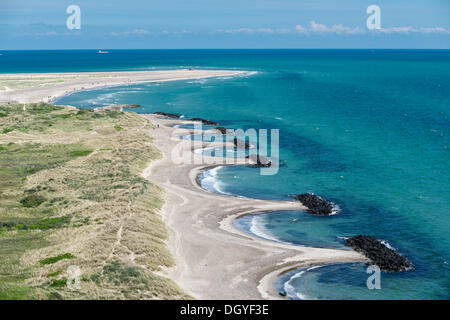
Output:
246 154 272 167
295 193 333 216
190 118 218 126
346 235 414 272
154 111 182 118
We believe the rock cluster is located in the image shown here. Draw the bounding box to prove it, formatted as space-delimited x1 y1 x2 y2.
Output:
295 193 333 216
154 111 182 118
190 118 218 126
215 126 234 134
246 154 272 167
346 235 415 272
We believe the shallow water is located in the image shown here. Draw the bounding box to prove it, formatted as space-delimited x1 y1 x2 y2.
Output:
233 210 348 249
279 262 449 300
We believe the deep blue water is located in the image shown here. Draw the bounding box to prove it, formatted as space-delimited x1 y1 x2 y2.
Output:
6 49 448 299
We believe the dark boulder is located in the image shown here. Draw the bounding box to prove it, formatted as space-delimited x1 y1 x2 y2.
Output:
346 235 414 272
216 126 233 134
246 154 272 167
233 138 251 149
154 111 182 118
190 118 218 126
295 193 333 216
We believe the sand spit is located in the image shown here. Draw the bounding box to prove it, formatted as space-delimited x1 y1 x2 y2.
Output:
141 114 367 300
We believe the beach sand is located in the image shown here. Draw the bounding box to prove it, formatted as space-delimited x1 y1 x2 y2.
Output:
141 115 367 299
0 69 245 104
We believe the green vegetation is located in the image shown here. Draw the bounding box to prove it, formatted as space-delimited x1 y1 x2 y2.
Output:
29 216 70 230
1 128 13 134
0 103 187 300
69 149 93 157
0 216 70 231
0 285 34 300
40 253 75 265
49 279 67 287
47 271 61 278
20 194 47 208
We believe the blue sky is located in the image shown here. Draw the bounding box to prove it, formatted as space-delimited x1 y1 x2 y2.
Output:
1 0 449 49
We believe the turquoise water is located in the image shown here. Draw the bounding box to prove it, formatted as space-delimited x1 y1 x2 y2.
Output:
278 263 445 300
44 50 450 299
233 210 348 249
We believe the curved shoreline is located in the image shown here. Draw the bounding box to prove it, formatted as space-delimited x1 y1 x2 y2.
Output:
3 63 368 298
141 114 368 299
3 68 361 299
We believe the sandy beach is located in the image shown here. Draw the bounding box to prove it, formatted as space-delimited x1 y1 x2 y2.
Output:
141 114 367 299
0 69 245 104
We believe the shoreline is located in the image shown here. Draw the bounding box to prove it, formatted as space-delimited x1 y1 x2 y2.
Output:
0 69 246 104
1 69 368 299
140 114 368 299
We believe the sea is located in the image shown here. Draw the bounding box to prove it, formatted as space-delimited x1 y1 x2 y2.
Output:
2 49 449 299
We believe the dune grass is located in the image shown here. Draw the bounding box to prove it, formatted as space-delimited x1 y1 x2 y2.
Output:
0 103 188 300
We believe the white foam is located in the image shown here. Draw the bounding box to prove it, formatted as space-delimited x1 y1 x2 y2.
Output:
249 215 281 243
380 240 396 251
284 265 324 300
216 70 259 80
84 91 122 105
200 166 230 196
330 203 341 215
193 147 215 155
187 79 208 84
199 167 250 199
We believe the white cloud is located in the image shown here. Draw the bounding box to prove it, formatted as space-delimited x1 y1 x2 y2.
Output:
109 29 150 36
302 21 364 34
215 21 450 36
107 23 449 38
378 26 450 34
159 29 192 35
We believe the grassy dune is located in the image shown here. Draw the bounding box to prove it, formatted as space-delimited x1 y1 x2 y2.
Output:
0 103 188 299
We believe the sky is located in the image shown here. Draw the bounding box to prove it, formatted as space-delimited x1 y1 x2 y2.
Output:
1 0 449 49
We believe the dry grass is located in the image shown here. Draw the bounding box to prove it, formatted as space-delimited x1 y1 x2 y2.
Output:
0 103 188 299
